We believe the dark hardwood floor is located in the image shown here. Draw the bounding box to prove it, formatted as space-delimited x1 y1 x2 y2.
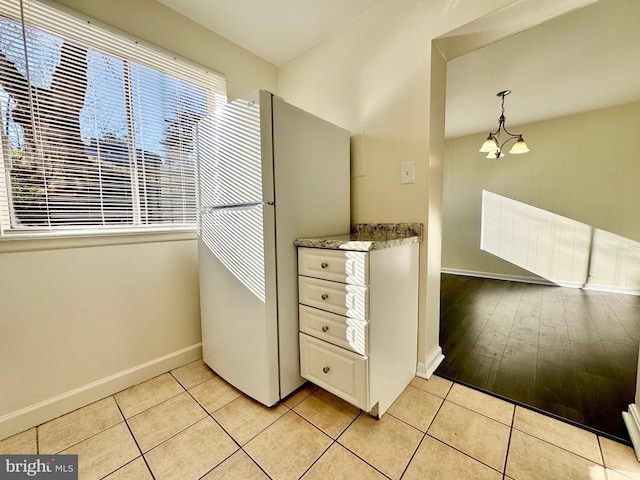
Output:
436 273 640 443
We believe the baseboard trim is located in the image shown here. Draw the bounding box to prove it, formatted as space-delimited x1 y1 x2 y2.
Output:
442 268 640 296
416 346 444 379
441 268 554 286
0 343 202 441
623 404 640 461
585 284 640 297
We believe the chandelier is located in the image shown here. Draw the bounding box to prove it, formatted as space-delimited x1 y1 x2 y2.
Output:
479 90 530 158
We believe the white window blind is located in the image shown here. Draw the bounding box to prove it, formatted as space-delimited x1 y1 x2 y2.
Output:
0 0 226 236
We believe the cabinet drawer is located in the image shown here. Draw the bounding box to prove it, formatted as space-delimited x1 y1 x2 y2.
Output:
298 276 368 319
299 304 368 355
299 333 368 410
298 248 368 285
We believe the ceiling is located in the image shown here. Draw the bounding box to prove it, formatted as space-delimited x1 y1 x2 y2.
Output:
445 0 640 138
157 0 384 67
158 0 640 139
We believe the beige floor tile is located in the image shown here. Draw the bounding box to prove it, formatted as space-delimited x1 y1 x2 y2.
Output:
338 413 422 480
513 406 602 464
301 443 386 480
506 429 606 480
115 374 184 418
409 375 452 398
145 416 238 480
60 423 140 480
387 384 443 432
0 428 36 454
127 391 207 452
282 383 318 408
38 397 123 453
600 436 640 480
244 411 332 480
103 457 153 479
171 359 216 389
446 383 514 426
202 450 269 479
15 363 631 480
607 468 637 480
212 395 289 445
294 389 360 438
189 376 242 413
403 435 502 480
428 400 510 471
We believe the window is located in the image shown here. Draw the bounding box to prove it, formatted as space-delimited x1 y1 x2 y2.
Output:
0 0 226 236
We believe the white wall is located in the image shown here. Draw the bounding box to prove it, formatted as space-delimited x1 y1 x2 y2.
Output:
0 0 278 440
442 101 640 291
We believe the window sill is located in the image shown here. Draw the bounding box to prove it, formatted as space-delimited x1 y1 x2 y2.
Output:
0 228 198 253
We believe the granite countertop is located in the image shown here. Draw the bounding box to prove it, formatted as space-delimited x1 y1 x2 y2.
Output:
294 223 423 251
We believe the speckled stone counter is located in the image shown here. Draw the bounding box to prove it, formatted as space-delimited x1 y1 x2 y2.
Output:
294 223 423 251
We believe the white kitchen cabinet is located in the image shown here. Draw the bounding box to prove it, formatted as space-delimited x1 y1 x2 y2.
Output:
296 241 419 417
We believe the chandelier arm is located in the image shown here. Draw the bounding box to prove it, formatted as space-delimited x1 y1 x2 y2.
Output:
498 134 522 152
500 122 523 138
493 114 506 136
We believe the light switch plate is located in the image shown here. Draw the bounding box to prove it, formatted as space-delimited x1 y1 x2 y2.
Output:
400 161 415 184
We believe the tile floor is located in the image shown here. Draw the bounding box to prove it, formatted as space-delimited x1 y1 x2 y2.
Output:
2 360 640 480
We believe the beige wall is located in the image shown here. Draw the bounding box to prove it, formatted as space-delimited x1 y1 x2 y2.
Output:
0 0 278 440
0 237 199 409
0 0 596 440
278 0 518 374
442 101 640 284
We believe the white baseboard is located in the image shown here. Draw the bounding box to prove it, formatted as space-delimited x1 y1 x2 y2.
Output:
441 268 554 286
0 343 202 441
623 404 640 461
551 280 586 289
441 268 640 296
585 283 640 297
416 346 444 379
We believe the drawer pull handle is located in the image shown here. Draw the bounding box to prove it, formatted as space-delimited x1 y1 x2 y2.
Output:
321 293 329 300
321 325 329 332
321 262 329 269
322 366 330 374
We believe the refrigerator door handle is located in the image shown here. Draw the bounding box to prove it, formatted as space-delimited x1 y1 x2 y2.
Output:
201 201 274 214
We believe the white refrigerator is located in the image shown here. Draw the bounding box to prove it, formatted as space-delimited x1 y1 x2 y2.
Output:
196 90 350 406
